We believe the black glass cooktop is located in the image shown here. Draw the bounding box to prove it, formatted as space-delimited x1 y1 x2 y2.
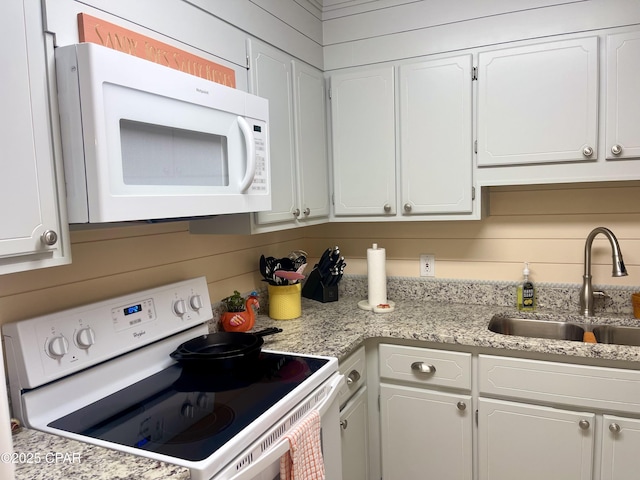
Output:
49 353 327 461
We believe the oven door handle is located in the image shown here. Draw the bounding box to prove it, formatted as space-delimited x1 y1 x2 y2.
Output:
226 373 344 480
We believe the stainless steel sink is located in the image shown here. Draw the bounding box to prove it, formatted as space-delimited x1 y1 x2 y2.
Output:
488 316 585 342
593 325 640 346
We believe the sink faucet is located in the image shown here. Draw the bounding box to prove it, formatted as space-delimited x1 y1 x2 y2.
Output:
579 227 627 316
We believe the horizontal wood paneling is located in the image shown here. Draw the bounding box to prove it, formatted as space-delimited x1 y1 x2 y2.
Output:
0 221 306 324
305 183 640 286
324 0 640 69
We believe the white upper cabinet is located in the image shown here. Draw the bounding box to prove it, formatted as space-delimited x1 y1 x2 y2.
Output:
477 37 599 167
248 39 329 229
330 66 396 216
0 0 69 274
606 30 640 161
293 61 330 221
399 55 473 215
249 40 297 226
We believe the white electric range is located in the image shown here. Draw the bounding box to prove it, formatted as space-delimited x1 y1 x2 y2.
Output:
2 277 343 480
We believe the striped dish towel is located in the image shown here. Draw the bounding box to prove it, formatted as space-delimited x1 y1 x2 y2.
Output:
279 410 325 480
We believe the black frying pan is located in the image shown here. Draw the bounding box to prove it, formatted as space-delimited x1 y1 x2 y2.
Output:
170 327 282 370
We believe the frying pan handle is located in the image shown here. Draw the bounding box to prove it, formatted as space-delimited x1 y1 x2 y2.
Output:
254 327 283 337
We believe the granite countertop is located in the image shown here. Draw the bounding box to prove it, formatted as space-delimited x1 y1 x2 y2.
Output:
11 428 190 480
253 296 640 364
11 292 640 479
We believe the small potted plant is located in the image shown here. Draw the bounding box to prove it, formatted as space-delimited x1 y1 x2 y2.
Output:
220 291 259 332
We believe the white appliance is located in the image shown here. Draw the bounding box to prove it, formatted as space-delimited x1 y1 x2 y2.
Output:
2 277 343 480
55 43 271 223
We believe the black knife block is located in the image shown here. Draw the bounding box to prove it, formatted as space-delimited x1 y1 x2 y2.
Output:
302 268 339 303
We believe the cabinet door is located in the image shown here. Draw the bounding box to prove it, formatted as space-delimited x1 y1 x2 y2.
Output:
331 66 396 216
601 415 640 480
0 0 68 273
248 40 297 225
380 383 472 480
293 62 330 221
606 31 640 160
477 37 598 167
340 386 369 480
399 55 473 214
478 398 594 480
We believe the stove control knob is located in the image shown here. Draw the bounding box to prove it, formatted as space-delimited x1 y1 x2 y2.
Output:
173 299 187 316
46 335 69 359
181 401 195 418
189 295 204 311
75 326 96 349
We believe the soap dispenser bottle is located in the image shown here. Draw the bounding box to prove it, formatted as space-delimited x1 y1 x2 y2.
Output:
517 262 536 312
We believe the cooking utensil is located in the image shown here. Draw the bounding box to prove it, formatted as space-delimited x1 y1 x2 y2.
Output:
170 327 282 369
274 270 305 282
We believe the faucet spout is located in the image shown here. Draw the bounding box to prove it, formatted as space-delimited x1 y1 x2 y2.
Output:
579 227 627 316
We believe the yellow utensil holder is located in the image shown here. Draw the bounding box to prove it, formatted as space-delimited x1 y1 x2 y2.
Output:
268 283 301 320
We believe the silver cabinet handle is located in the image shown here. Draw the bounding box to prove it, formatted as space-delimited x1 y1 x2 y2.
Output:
609 423 621 434
457 401 466 411
582 146 594 157
611 144 623 156
579 419 590 430
41 229 58 246
346 370 361 386
303 207 310 216
404 203 412 212
411 362 436 374
292 208 300 218
383 203 391 213
340 419 348 430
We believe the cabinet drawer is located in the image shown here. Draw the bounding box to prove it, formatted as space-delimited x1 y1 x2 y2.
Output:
379 344 471 390
339 346 366 407
479 355 640 414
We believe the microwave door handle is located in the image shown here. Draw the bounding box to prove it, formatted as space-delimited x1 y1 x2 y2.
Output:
225 374 344 480
237 116 256 193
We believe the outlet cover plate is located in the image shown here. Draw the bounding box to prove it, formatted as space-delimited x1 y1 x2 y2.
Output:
420 254 435 277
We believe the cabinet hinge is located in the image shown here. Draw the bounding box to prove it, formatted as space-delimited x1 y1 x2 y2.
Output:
328 86 332 100
474 139 478 154
472 186 476 201
331 193 335 206
246 55 250 69
378 394 381 412
472 67 478 81
475 409 479 426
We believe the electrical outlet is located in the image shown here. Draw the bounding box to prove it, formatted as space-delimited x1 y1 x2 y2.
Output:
420 254 435 277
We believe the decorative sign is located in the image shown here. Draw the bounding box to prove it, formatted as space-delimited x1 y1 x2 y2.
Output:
77 13 236 88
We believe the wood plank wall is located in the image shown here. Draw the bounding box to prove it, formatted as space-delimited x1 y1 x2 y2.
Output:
0 222 306 325
305 182 640 286
1 182 638 327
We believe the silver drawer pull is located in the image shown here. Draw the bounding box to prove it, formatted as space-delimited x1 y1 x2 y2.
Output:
347 370 361 385
457 401 467 411
411 362 436 374
579 419 590 430
340 419 348 430
609 423 621 434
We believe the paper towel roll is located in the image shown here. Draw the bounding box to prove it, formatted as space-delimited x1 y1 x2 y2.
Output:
367 243 387 307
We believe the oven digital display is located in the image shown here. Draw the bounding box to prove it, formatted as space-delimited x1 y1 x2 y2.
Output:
124 304 142 316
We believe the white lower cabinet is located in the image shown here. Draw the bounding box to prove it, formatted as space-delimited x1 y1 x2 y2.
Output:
339 347 369 480
380 383 472 480
340 386 369 480
378 344 473 480
601 415 640 480
478 398 594 480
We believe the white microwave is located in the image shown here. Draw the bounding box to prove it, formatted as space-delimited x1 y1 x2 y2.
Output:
55 43 270 223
